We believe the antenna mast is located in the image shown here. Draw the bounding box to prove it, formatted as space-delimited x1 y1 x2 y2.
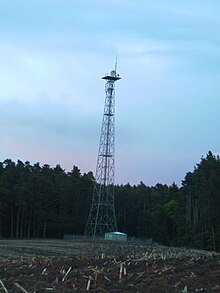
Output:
84 65 121 238
115 55 118 72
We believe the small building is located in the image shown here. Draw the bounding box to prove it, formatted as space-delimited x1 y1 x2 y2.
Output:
105 231 127 241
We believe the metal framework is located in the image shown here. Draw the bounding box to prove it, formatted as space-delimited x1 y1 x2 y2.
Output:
84 68 121 238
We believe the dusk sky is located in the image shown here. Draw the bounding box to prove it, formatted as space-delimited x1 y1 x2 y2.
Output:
1 0 220 186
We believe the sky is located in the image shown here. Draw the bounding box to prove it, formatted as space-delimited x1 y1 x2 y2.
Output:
1 0 220 186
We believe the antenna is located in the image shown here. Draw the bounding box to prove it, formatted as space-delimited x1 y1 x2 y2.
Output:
115 55 118 73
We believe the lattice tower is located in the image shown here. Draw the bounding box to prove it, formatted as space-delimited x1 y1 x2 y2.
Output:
84 68 121 238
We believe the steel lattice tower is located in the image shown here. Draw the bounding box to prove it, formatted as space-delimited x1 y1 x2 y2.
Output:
84 67 121 238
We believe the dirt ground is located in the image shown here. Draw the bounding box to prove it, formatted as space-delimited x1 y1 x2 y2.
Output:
0 239 219 292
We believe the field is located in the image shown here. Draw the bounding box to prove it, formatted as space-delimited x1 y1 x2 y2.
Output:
0 239 219 293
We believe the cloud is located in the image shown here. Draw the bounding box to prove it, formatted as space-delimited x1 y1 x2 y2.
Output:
1 0 220 185
0 98 100 172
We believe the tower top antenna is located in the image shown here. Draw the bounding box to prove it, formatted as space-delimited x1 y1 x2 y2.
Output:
115 55 118 72
102 56 121 81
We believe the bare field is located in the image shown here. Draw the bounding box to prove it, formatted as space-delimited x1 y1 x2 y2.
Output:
0 239 219 292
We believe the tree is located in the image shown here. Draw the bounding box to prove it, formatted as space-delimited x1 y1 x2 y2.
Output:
182 151 220 250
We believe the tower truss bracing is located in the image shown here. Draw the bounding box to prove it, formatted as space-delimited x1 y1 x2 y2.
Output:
84 68 121 238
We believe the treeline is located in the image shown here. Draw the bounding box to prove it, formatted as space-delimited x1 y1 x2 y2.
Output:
0 151 220 251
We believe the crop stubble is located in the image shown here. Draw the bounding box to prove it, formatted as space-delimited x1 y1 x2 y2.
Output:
0 239 219 292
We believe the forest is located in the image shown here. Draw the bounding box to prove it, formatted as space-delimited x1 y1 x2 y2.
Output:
0 151 220 251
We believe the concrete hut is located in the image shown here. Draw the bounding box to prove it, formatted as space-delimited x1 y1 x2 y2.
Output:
105 231 127 241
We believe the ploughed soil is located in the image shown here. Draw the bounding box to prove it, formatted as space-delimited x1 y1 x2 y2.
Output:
0 239 219 292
